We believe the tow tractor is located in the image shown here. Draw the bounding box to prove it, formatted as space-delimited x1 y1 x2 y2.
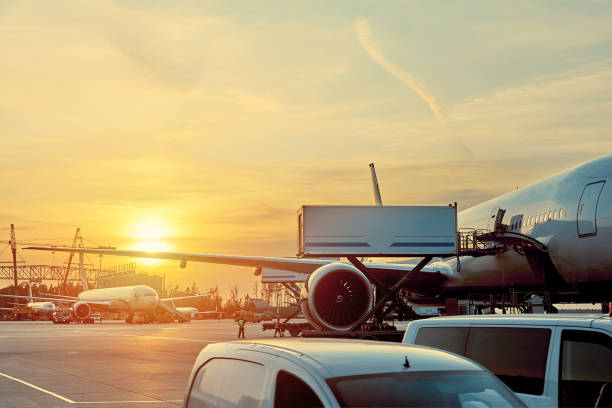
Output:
261 308 314 337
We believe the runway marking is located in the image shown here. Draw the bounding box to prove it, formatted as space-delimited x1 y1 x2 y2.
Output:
74 400 183 404
0 371 182 405
72 330 217 342
0 371 75 403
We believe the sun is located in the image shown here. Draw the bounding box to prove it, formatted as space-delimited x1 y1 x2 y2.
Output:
129 218 170 240
127 217 174 265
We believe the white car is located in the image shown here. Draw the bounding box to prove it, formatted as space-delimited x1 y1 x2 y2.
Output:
182 338 524 407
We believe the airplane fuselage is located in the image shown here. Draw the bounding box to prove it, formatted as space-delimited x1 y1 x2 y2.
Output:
79 285 160 312
440 155 612 300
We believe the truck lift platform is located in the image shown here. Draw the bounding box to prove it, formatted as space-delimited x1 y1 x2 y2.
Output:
296 204 552 338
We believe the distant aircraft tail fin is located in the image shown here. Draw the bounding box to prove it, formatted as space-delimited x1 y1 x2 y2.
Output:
369 163 383 206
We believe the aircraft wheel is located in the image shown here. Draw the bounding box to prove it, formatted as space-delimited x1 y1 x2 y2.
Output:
289 327 299 337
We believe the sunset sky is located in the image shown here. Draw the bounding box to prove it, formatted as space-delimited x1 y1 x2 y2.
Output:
1 1 611 299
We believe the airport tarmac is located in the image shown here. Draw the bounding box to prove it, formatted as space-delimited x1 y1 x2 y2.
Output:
0 319 275 408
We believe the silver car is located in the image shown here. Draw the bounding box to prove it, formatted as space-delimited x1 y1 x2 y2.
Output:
183 338 524 407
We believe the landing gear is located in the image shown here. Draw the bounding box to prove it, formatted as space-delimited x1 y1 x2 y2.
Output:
346 256 433 331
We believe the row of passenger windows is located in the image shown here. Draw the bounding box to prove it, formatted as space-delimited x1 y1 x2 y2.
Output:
509 208 566 231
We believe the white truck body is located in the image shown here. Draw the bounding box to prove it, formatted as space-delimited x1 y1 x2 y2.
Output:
297 205 457 257
403 314 612 407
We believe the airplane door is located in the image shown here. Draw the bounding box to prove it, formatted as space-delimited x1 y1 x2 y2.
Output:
577 181 605 237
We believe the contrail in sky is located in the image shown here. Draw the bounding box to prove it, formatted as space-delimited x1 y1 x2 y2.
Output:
353 18 447 128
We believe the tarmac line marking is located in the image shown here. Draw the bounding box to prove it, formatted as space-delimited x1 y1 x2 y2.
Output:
72 331 216 342
74 400 181 404
0 371 76 404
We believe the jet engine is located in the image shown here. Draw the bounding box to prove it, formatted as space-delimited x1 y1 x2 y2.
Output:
73 301 92 320
301 262 374 331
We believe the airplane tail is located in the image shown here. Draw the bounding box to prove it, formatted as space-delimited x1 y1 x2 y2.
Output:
369 163 383 206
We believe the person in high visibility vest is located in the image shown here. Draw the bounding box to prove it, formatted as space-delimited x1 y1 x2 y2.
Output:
237 318 245 338
274 316 283 337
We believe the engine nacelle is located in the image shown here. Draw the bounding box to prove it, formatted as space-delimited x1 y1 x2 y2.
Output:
73 301 92 320
301 262 374 331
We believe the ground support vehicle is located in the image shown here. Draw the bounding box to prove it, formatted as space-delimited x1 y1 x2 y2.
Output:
233 310 262 323
182 338 524 407
261 321 313 337
12 305 34 321
302 327 403 342
192 311 225 320
403 314 612 407
51 309 72 324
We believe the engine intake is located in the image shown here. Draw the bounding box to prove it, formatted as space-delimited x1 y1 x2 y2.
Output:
301 262 373 331
73 301 92 320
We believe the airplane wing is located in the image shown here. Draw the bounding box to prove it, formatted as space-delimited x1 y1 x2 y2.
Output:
24 246 449 296
25 246 331 274
161 295 212 303
0 293 110 306
40 293 79 300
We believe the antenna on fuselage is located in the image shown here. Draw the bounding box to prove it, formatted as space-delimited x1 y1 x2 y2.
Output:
369 163 383 207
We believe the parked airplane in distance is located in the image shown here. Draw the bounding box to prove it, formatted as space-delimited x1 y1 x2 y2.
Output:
1 285 204 323
0 284 59 316
26 155 612 331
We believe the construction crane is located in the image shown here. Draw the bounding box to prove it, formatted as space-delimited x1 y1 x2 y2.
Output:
9 224 18 303
62 228 81 294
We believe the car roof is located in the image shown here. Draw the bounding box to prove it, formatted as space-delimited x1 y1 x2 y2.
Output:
195 338 485 378
406 314 612 331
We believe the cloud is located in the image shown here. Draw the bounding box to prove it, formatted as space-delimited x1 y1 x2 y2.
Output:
451 63 612 158
353 18 447 128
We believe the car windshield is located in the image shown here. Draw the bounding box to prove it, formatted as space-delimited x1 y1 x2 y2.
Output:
327 370 525 408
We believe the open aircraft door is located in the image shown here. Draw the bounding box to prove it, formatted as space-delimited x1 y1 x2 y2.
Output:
577 180 605 237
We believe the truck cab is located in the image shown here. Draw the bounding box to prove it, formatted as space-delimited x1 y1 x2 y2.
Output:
403 314 612 407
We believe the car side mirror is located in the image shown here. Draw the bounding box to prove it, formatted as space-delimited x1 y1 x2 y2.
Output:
595 382 612 408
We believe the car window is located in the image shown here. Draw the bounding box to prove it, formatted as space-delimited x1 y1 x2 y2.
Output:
414 327 469 356
465 327 551 396
559 330 612 408
187 358 267 408
274 370 323 408
327 370 524 407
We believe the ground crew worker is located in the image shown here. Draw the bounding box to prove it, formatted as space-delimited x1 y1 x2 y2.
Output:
237 318 245 338
274 316 283 337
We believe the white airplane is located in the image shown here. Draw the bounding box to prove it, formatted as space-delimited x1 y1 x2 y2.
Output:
25 155 612 331
0 285 206 323
0 285 59 315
